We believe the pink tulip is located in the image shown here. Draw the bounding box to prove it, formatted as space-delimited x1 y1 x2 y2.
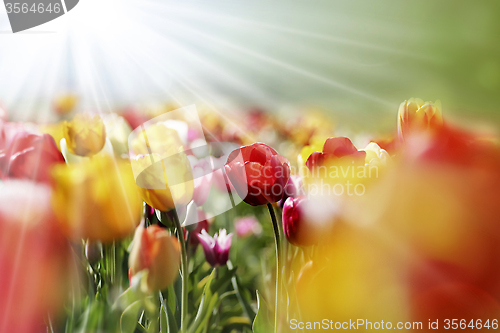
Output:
235 216 262 238
197 229 232 267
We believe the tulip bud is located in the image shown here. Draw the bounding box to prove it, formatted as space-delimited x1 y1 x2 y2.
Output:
85 241 102 264
63 113 106 156
397 98 443 141
361 142 391 166
129 225 180 291
225 142 291 206
131 152 194 212
282 196 322 247
197 229 232 267
54 94 78 115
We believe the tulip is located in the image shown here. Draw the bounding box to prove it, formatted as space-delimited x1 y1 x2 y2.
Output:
234 216 262 238
54 93 78 115
397 98 443 141
129 123 183 158
0 132 65 183
278 175 304 208
129 122 194 211
129 225 180 291
282 196 324 247
51 155 142 242
0 181 73 333
225 143 291 206
197 229 232 267
131 152 194 211
360 142 391 166
63 113 106 156
102 113 132 156
305 137 366 169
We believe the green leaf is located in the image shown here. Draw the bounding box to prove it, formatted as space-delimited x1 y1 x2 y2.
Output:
252 291 272 333
188 269 218 333
160 306 168 333
160 292 178 333
120 300 143 333
113 287 139 312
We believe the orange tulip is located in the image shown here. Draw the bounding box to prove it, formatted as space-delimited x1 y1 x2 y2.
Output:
51 155 142 242
129 225 180 291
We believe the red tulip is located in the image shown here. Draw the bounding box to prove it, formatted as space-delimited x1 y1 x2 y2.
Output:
0 132 65 183
225 143 291 206
306 137 365 169
282 196 320 247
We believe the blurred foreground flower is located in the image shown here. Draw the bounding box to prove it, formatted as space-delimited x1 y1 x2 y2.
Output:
129 225 180 291
63 113 106 156
282 196 327 247
0 132 64 183
398 98 443 141
0 105 7 121
225 143 290 206
51 155 142 242
0 181 73 333
198 229 232 267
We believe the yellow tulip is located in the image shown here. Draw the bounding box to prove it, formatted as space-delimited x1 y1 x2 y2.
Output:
132 153 194 211
130 123 183 157
129 123 194 211
51 155 142 242
397 98 443 141
129 225 180 291
54 93 78 115
63 113 106 156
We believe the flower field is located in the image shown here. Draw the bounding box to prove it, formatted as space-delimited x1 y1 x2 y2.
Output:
1 97 500 333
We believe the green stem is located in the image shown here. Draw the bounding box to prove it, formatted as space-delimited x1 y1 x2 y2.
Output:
267 203 281 333
172 211 189 333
